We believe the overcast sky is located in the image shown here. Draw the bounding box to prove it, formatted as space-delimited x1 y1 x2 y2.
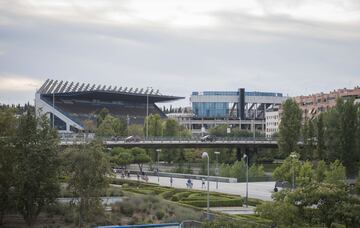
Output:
0 0 359 106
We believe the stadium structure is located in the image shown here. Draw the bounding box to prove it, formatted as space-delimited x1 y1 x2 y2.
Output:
35 79 184 132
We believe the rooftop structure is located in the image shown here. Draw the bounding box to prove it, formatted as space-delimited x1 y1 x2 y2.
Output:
190 88 286 120
35 79 184 132
294 86 360 120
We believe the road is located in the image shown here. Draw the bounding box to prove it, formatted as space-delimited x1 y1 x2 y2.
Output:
118 175 275 201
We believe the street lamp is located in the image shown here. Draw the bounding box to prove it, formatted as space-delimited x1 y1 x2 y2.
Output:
146 86 152 140
202 152 210 220
290 153 297 190
243 153 249 208
156 149 161 183
214 151 220 189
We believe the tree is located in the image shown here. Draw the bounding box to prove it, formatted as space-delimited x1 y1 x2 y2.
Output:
163 118 179 137
278 99 302 157
63 142 111 226
131 147 151 173
256 201 301 227
0 108 17 225
272 153 301 184
96 107 109 126
338 98 359 176
117 151 133 171
313 160 327 183
286 183 348 228
315 114 325 160
14 111 60 225
324 160 346 185
324 98 359 176
127 124 144 137
96 115 127 137
145 114 162 137
297 161 313 186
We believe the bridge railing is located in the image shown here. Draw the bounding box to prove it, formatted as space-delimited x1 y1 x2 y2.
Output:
59 133 278 143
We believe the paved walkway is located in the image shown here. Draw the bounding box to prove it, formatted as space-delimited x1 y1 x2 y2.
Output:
210 206 256 215
117 175 275 201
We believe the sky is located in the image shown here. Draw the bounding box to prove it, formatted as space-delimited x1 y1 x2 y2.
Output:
0 0 359 107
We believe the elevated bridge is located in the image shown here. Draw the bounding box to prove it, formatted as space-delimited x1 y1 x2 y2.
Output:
59 134 278 149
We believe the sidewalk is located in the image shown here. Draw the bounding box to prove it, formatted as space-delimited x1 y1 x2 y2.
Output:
209 206 256 215
116 174 275 201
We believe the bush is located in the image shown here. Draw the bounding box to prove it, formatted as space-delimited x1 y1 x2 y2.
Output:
120 202 135 217
183 199 243 207
155 210 165 220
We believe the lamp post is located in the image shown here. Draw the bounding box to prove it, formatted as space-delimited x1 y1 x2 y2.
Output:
243 153 249 208
214 151 220 189
202 152 210 220
156 149 161 183
52 92 55 128
290 153 297 190
146 88 149 140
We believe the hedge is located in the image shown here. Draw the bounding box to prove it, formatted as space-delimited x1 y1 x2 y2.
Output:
182 199 243 207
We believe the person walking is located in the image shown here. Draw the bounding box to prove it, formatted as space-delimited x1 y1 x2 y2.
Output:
201 178 206 189
170 176 173 187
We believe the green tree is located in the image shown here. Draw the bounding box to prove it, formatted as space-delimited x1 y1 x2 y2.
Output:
131 147 151 173
278 99 302 157
127 124 144 137
96 107 109 126
111 147 133 171
324 98 359 175
285 183 348 228
315 114 325 160
14 111 60 225
324 160 346 185
63 142 111 226
272 153 301 184
163 118 179 137
256 201 301 227
313 160 327 183
96 115 127 137
0 108 17 224
297 161 313 186
145 114 162 137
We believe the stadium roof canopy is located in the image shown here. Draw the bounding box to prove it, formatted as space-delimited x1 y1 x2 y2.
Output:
37 79 184 103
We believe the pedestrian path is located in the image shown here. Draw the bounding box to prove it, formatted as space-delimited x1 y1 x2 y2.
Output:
117 174 275 201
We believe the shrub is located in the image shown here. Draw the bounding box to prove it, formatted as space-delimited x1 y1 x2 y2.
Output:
120 202 135 216
183 199 243 207
155 210 165 220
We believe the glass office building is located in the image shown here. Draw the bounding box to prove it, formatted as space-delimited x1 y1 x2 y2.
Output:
190 89 284 119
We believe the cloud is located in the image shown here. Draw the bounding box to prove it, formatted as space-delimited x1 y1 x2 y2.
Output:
0 0 359 106
0 75 42 91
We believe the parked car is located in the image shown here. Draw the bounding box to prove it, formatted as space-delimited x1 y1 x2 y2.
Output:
125 135 141 142
201 135 216 142
274 180 291 192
